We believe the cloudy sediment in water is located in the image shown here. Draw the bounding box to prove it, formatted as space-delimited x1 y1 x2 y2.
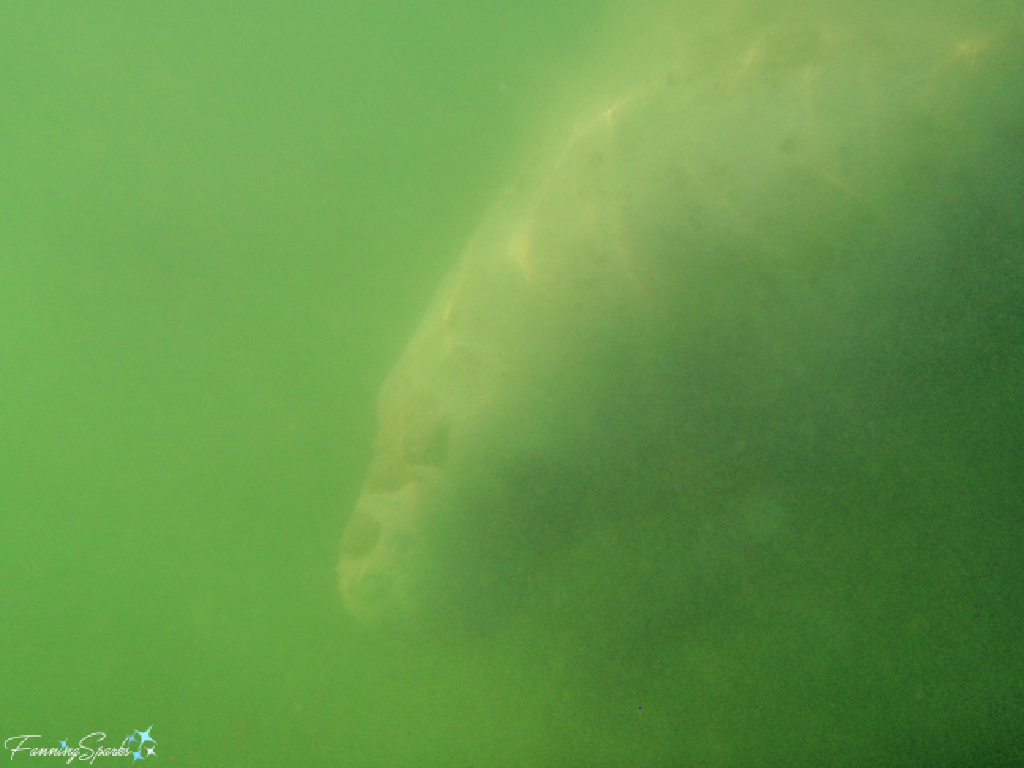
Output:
2 0 1021 765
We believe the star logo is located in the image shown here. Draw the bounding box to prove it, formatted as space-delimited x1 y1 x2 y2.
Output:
127 727 156 760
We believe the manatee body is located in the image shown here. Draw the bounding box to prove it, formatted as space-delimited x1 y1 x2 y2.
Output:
339 8 1023 757
339 5 1024 758
342 10 1020 626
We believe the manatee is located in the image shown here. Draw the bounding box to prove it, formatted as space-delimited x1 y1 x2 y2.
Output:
339 1 1024 662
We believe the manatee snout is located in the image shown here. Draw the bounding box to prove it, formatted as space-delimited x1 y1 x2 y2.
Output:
338 480 432 630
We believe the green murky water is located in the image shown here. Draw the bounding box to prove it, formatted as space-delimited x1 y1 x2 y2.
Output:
2 1 1021 765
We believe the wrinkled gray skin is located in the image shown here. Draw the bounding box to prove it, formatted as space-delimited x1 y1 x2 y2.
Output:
340 7 1023 757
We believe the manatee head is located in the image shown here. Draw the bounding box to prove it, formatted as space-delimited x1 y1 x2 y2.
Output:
338 477 435 631
338 386 454 632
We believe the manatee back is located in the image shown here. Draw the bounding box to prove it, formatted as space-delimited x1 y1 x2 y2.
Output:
338 16 1024 765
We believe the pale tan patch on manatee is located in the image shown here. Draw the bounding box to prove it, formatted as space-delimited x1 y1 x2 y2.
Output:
918 26 1020 117
507 88 652 288
339 509 382 559
365 392 450 492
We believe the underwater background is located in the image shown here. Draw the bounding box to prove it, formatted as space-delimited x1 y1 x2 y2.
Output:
2 1 1022 765
0 2 605 763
